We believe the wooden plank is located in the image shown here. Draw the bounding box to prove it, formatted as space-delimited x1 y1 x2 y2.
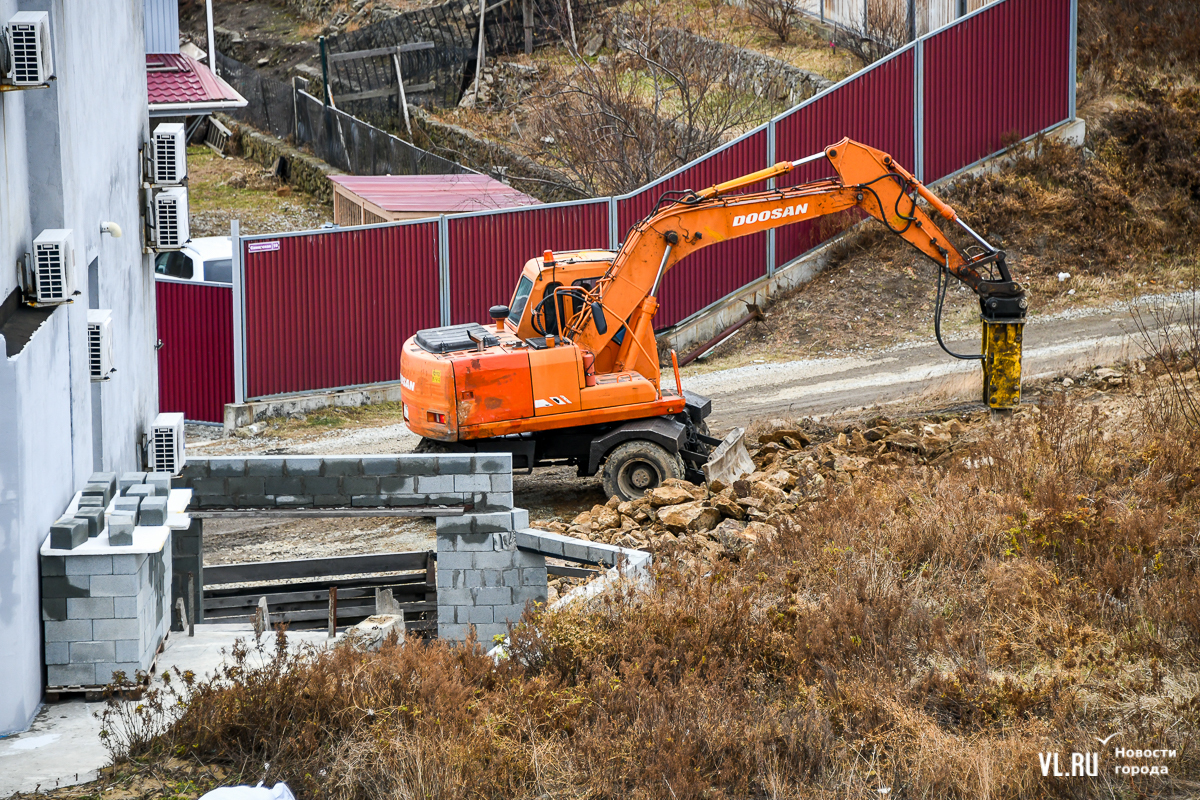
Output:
327 41 435 63
204 551 431 586
336 82 437 102
192 506 461 519
204 602 438 624
204 572 428 599
548 564 598 579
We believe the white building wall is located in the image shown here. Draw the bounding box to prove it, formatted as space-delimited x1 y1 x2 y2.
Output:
0 0 157 734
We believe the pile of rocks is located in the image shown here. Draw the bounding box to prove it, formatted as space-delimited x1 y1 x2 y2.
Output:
458 62 540 111
535 416 978 571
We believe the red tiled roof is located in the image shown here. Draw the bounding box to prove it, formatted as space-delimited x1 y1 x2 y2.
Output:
328 174 542 214
146 53 247 111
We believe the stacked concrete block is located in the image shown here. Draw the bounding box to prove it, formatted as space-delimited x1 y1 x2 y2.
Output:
75 507 106 538
177 454 514 511
436 518 547 644
50 518 89 551
41 541 172 687
108 514 135 546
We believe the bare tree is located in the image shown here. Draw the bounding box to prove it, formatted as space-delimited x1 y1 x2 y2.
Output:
834 0 910 65
746 0 795 44
529 12 779 195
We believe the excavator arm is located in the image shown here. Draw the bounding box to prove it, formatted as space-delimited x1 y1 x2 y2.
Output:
561 138 1027 409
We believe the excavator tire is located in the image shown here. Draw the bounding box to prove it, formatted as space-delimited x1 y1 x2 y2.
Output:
414 438 452 454
601 440 685 501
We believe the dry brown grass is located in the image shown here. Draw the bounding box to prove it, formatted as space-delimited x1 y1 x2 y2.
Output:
101 377 1200 798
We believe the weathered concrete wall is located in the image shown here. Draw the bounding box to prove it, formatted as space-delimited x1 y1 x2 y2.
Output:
408 106 586 204
177 455 515 511
0 0 158 734
220 116 342 204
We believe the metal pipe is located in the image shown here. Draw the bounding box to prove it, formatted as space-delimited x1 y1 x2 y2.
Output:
790 151 827 168
677 305 765 367
205 0 217 74
651 244 672 297
956 218 995 251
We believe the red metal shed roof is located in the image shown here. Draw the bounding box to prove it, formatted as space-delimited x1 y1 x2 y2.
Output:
328 174 542 214
147 53 247 115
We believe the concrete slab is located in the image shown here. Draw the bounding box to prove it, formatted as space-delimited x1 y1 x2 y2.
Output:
0 622 336 797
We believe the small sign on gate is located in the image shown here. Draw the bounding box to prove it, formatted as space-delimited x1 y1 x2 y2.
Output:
247 240 281 253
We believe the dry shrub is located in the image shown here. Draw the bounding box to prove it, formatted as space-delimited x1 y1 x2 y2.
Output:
746 0 794 44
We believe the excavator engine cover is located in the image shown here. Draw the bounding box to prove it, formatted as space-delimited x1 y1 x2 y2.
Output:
981 321 1023 409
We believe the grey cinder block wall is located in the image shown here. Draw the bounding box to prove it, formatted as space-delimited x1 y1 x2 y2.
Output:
177 455 513 511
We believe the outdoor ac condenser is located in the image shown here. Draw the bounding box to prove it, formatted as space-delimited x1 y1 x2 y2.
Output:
31 228 75 305
149 412 186 476
3 11 53 86
152 187 190 250
87 309 114 381
152 123 187 185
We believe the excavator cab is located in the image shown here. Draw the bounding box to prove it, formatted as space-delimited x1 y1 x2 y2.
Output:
506 250 615 341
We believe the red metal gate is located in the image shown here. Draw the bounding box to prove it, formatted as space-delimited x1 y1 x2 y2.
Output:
156 279 233 423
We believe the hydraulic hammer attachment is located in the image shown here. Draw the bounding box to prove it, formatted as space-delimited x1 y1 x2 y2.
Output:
980 295 1025 409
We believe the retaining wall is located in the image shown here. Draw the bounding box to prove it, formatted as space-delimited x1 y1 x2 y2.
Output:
176 455 514 511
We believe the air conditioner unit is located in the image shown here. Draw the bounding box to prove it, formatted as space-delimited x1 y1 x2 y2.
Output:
152 187 190 250
87 309 114 381
4 12 53 86
31 228 75 305
149 412 186 476
152 123 187 185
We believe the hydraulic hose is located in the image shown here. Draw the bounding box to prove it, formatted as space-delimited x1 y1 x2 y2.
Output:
935 255 984 361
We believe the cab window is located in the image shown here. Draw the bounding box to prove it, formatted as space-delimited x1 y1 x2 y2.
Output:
204 259 233 284
508 276 533 325
154 251 193 279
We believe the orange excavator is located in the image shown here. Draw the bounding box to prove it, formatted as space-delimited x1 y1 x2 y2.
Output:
399 138 1026 500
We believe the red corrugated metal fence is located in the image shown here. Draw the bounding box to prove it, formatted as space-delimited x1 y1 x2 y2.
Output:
447 200 609 325
156 280 233 423
242 222 440 398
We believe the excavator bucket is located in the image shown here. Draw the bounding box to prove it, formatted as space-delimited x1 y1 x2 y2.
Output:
981 321 1024 409
702 427 755 487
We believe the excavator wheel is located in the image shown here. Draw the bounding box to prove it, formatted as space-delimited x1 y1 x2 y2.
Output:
601 440 685 501
414 438 452 454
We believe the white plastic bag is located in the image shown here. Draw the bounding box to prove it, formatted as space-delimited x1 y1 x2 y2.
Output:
200 782 295 800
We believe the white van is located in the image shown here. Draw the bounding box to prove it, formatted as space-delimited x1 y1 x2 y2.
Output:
154 237 232 284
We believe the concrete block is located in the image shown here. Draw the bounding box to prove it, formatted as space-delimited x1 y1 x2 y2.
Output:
118 472 147 494
108 513 135 546
42 598 67 621
453 474 492 493
284 457 322 476
113 496 141 517
361 457 401 476
113 596 137 618
89 472 118 498
191 477 227 496
323 458 363 477
436 533 457 553
471 511 514 533
245 458 287 477
111 553 143 574
233 495 274 508
475 453 512 474
427 493 467 506
69 596 114 619
95 663 141 685
44 619 93 642
90 574 139 597
561 540 592 564
474 623 508 643
435 516 473 535
513 585 548 605
312 494 346 507
492 603 530 623
139 497 169 526
178 462 209 481
78 495 104 509
48 663 96 687
455 533 496 552
473 587 513 605
275 495 314 507
82 482 112 504
208 459 247 477
302 476 341 495
481 492 514 510
437 622 470 641
45 641 70 665
436 552 474 571
467 605 494 624
510 509 529 531
350 495 389 507
71 640 116 663
114 639 140 662
520 567 548 586
146 472 173 497
344 476 381 495
501 568 519 587
474 549 518 570
387 494 426 507
379 475 416 494
41 555 66 576
416 475 455 494
126 484 155 499
436 587 474 605
490 473 513 492
263 477 304 496
75 507 106 538
396 455 436 476
94 617 139 640
51 517 89 550
226 476 266 496
436 455 473 475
